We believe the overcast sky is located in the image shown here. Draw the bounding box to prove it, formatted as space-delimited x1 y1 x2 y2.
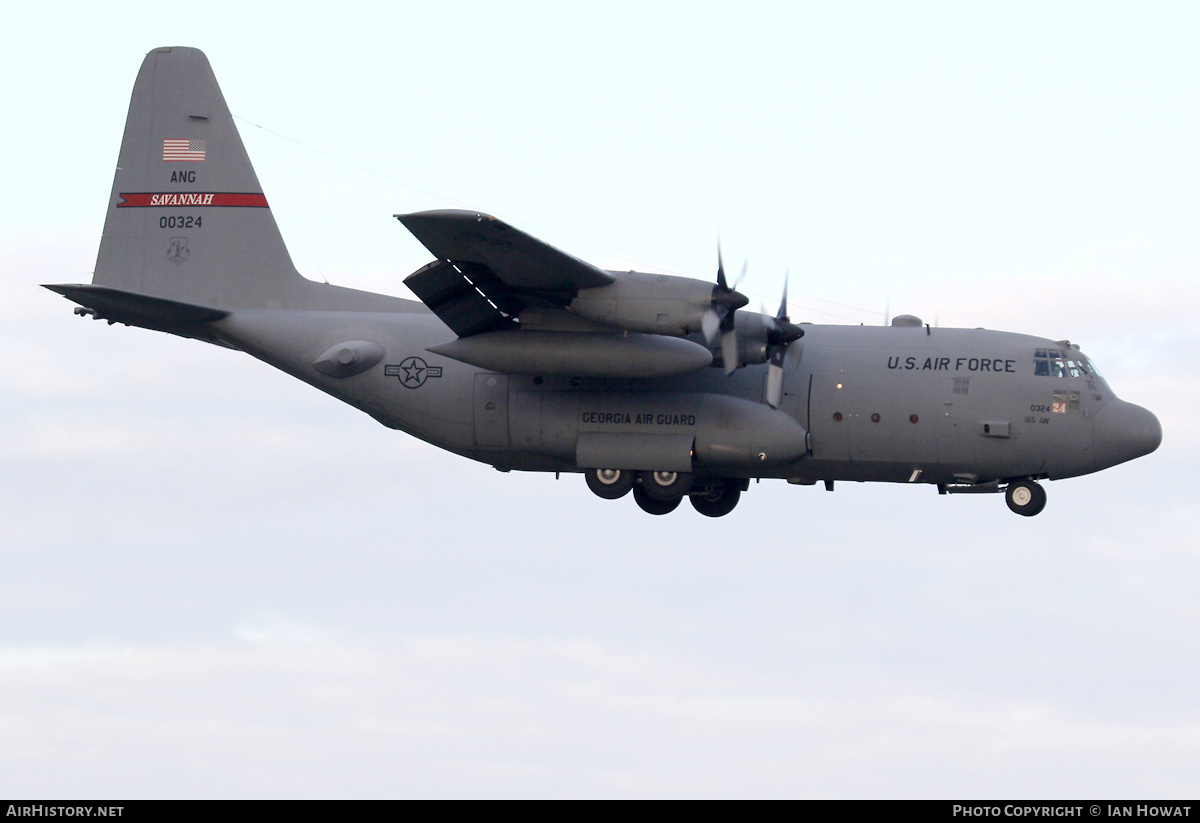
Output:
1 1 1197 798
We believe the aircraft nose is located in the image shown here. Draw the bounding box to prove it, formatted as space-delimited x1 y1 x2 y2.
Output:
1093 400 1162 470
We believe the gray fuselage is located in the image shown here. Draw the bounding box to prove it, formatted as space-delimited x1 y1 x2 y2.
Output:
211 300 1160 488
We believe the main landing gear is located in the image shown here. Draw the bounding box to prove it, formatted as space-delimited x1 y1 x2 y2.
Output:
1005 479 1047 517
689 478 741 518
585 467 635 499
583 468 745 517
632 484 681 515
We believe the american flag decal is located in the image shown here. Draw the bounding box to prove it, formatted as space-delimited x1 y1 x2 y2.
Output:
162 138 206 162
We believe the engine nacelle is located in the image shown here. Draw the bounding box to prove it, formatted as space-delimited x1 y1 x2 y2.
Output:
569 272 718 336
713 312 771 368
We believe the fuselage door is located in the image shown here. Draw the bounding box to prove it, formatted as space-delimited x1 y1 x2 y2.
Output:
808 363 851 462
473 373 510 449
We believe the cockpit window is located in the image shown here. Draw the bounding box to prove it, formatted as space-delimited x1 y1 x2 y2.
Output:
1052 389 1080 414
1033 349 1092 379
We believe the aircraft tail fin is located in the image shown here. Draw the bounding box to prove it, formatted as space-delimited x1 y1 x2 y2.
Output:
86 47 304 310
64 46 406 316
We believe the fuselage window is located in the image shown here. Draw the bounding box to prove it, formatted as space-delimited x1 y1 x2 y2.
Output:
1052 389 1080 414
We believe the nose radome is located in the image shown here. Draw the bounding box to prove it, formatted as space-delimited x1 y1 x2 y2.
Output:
1093 400 1162 470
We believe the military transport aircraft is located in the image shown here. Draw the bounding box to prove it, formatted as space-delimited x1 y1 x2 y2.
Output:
46 47 1161 518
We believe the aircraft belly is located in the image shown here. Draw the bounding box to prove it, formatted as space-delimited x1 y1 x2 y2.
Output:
212 310 480 456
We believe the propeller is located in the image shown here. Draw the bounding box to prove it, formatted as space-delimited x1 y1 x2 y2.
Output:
701 246 749 375
763 273 804 408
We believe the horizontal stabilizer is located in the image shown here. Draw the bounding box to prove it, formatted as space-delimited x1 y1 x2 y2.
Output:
44 284 228 341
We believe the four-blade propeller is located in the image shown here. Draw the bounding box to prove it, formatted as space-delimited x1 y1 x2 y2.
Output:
701 247 750 375
701 250 804 404
763 272 804 408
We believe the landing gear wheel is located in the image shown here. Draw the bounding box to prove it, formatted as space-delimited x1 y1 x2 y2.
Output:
585 468 635 500
690 479 741 518
1005 479 1047 516
633 484 682 515
638 470 693 501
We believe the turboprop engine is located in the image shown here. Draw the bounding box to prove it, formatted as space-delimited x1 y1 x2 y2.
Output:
722 311 772 368
418 267 757 379
569 271 748 337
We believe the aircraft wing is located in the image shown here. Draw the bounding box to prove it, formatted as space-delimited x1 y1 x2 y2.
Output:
397 210 616 337
398 210 615 292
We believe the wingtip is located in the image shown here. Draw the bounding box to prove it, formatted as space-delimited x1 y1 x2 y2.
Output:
396 208 495 221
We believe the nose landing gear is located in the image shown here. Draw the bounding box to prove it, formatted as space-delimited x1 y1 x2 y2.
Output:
1005 479 1047 516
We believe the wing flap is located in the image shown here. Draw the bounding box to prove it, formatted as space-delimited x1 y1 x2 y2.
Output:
403 260 518 337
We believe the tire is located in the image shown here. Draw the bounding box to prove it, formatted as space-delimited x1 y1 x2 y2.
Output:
690 479 741 518
1005 479 1047 516
638 470 693 501
633 484 682 515
585 468 634 500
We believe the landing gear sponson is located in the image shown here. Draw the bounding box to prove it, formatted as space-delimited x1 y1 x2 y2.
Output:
585 468 746 517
